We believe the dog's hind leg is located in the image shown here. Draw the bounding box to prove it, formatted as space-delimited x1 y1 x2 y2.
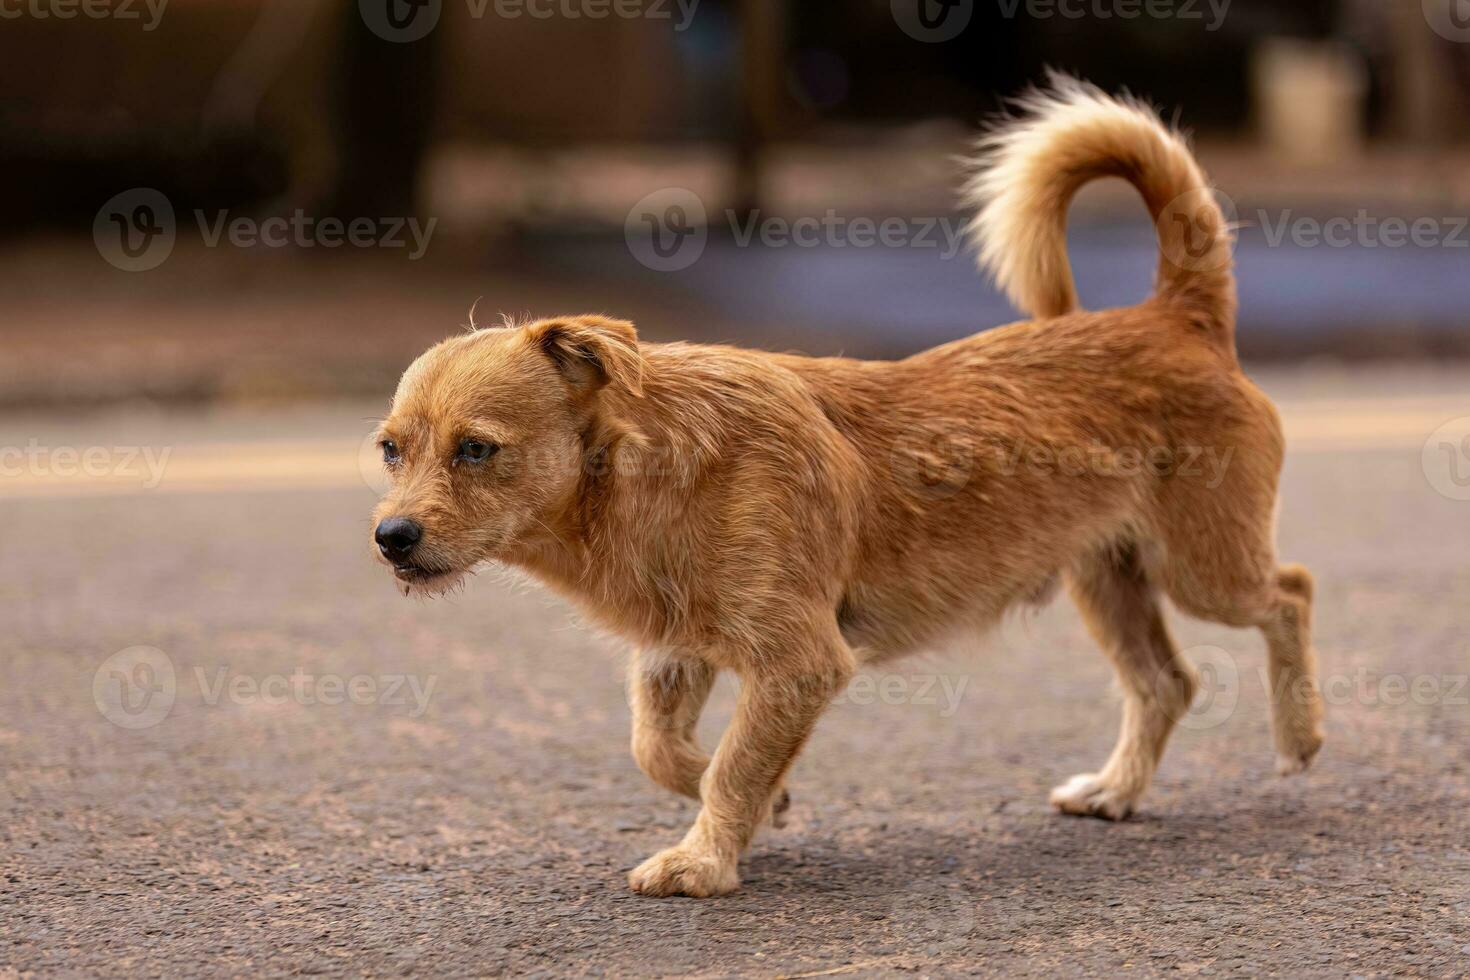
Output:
1148 407 1325 776
1050 544 1197 820
629 650 716 800
1260 564 1323 774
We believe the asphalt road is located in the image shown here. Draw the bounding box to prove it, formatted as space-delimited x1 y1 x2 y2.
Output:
3 367 1469 977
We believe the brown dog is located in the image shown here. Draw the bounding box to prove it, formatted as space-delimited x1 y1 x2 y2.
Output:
370 77 1324 897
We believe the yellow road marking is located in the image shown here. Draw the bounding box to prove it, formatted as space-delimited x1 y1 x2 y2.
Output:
0 398 1463 498
0 440 371 499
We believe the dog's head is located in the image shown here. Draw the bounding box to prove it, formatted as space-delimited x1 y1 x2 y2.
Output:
369 315 643 595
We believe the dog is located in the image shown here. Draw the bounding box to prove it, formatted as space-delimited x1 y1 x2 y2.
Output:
369 77 1325 897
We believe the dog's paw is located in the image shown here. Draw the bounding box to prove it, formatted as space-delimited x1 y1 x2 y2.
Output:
1049 773 1137 821
1270 719 1328 775
628 845 739 897
1275 736 1322 776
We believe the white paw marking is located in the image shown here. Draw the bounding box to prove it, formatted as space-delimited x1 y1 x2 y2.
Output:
1049 773 1137 821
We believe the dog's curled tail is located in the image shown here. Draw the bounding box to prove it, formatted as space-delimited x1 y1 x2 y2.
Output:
962 75 1236 342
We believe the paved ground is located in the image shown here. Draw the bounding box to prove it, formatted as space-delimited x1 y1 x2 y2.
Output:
3 367 1469 977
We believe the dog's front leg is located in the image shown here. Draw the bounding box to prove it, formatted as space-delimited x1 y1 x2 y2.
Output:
629 650 716 800
628 625 854 897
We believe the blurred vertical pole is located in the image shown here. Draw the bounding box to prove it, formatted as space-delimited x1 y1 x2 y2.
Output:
1388 0 1454 143
733 0 784 220
333 0 440 217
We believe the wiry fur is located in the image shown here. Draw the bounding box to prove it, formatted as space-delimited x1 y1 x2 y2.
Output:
962 73 1236 333
371 77 1323 898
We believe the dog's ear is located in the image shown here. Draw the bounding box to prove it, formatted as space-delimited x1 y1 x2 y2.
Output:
528 315 644 397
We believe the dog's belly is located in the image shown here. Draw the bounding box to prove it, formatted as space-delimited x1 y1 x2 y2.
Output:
837 569 1062 662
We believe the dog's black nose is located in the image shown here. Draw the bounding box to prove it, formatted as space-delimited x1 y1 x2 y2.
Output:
375 517 422 562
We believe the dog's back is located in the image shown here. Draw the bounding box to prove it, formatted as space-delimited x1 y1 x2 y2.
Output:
765 78 1262 657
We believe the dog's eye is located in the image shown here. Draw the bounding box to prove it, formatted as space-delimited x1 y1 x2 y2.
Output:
458 439 499 463
380 439 401 465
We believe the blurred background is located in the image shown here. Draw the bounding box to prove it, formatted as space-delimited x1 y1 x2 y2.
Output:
6 5 1470 971
4 0 1470 406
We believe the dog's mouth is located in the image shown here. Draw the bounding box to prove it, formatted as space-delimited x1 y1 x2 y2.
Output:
390 562 465 596
392 563 441 582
